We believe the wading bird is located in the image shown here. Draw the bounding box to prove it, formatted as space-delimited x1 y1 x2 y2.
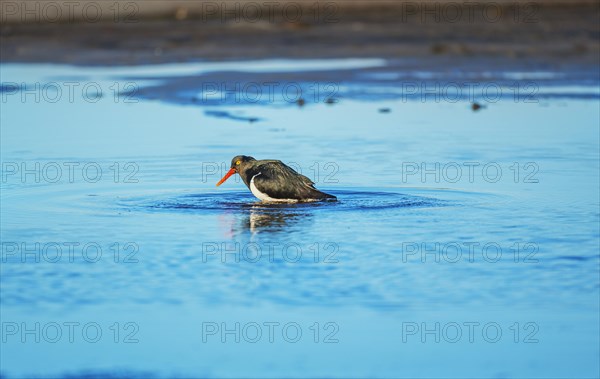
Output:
216 155 336 203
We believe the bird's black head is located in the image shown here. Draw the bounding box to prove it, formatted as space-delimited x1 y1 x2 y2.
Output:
230 155 255 169
216 155 256 187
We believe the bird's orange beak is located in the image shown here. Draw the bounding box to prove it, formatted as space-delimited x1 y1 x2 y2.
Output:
216 167 236 186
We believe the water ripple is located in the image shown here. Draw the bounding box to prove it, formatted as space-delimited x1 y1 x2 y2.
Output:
119 190 449 214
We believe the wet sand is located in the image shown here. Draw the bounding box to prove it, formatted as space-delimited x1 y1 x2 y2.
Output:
1 1 598 71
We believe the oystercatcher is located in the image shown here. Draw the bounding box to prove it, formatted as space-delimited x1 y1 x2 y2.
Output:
216 155 336 202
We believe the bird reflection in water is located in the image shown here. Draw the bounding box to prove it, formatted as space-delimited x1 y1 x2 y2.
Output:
219 202 324 237
243 209 308 233
241 205 314 234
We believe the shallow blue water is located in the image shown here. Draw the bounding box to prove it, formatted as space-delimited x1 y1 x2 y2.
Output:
1 61 599 378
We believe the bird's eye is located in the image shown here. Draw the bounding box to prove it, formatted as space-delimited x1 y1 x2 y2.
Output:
236 160 241 165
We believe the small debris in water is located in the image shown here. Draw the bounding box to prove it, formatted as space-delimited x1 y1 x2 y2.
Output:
471 102 485 111
297 98 305 107
205 110 263 123
378 108 391 113
325 98 338 105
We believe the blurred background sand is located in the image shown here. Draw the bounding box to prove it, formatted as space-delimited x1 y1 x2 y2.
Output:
1 0 598 67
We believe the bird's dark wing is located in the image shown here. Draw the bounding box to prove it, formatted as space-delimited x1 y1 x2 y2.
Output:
250 161 335 201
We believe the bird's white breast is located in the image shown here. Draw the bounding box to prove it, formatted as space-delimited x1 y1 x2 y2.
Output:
250 173 297 203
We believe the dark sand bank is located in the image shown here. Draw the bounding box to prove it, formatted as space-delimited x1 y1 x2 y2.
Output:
1 1 598 68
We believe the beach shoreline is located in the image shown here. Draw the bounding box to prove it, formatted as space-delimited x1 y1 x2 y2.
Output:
1 1 598 69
